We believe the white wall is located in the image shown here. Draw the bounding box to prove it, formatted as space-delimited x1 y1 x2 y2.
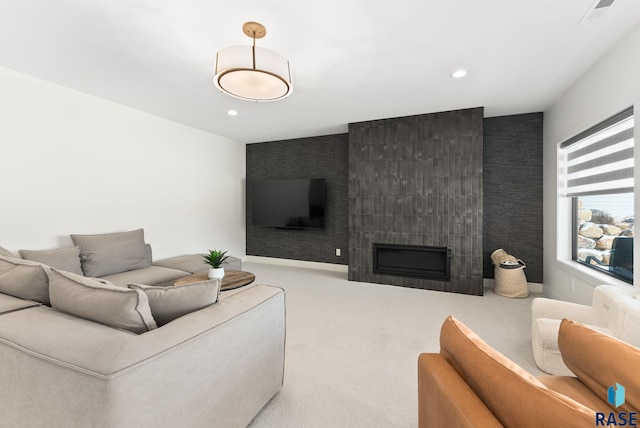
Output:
0 67 246 260
543 24 640 304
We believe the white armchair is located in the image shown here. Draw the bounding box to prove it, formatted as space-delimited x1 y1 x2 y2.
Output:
531 284 640 375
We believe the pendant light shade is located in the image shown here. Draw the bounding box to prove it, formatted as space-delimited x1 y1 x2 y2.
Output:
214 22 292 102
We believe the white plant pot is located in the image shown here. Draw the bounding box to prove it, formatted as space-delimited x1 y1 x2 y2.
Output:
208 267 225 280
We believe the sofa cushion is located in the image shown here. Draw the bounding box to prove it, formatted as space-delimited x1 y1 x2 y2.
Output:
0 255 50 305
128 279 220 326
0 245 14 257
19 246 84 276
537 375 612 413
418 353 503 427
101 266 188 288
71 229 150 277
48 267 157 334
153 254 210 274
0 293 41 315
153 254 242 273
559 318 640 412
439 315 595 427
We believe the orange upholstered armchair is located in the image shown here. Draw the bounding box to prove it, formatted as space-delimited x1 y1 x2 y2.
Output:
418 316 640 427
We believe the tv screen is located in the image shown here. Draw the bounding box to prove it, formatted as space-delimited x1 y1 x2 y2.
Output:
251 178 326 229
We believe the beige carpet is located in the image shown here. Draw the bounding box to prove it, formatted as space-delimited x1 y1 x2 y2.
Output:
244 261 543 428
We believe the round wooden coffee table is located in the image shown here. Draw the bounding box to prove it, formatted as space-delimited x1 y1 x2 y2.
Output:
174 270 255 291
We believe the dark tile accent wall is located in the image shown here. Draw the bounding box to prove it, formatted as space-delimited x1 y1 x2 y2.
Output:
483 113 543 283
246 134 349 264
348 108 484 295
245 111 544 287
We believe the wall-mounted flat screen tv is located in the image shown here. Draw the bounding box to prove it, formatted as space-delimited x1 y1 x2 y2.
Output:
251 178 326 229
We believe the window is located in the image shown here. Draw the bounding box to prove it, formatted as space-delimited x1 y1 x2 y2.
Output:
561 108 634 284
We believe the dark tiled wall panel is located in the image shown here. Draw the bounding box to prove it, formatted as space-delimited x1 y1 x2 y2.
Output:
245 111 544 289
483 113 543 283
246 134 349 265
348 108 485 295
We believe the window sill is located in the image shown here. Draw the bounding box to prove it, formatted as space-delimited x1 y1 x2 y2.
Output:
556 259 634 292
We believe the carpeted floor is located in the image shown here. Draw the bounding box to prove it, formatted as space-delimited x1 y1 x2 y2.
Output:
244 261 543 428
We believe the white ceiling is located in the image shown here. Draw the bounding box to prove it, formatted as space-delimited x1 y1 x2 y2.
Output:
1 0 639 143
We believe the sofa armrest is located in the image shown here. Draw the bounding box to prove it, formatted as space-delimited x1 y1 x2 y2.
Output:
532 317 573 375
0 284 285 428
418 353 502 428
121 284 283 369
532 316 612 376
590 285 640 345
531 297 593 325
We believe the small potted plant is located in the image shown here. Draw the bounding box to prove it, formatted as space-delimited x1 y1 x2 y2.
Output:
202 249 230 279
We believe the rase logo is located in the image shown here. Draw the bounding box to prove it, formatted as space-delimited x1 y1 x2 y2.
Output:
596 383 638 426
610 383 626 408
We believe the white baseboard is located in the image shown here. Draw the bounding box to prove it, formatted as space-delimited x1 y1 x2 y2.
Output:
483 278 543 294
244 256 349 273
244 257 545 293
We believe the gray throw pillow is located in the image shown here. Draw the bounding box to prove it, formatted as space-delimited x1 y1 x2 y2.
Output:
48 268 157 334
0 255 50 305
144 244 152 266
128 279 220 326
19 246 84 276
71 229 150 277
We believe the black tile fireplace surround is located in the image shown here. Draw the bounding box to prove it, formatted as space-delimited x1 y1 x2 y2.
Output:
373 243 451 281
348 107 484 295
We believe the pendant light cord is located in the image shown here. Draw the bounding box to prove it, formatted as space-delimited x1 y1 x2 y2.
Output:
251 31 256 70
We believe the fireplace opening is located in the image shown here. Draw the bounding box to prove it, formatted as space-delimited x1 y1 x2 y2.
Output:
372 243 451 281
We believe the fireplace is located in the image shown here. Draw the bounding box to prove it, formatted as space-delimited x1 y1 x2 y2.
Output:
349 108 483 294
372 243 451 281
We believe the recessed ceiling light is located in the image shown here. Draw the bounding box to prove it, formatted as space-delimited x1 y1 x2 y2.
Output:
227 110 238 116
451 69 467 78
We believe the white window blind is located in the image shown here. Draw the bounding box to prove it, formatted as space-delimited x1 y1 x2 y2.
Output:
561 108 634 197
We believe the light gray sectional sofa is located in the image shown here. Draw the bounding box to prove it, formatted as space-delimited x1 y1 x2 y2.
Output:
0 229 285 428
12 228 242 288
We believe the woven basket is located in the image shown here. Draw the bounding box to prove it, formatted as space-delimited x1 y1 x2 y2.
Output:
490 248 518 266
494 261 528 298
